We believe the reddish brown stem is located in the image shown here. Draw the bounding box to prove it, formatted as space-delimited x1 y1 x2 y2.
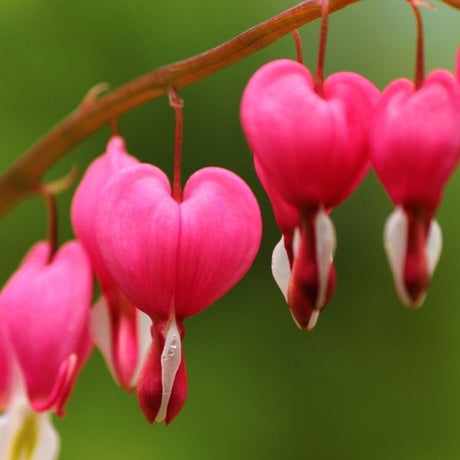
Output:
291 30 304 64
110 118 120 137
315 0 330 93
168 89 184 202
408 1 425 89
37 185 58 263
0 0 359 220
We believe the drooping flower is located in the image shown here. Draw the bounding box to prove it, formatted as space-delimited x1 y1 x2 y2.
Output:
0 241 92 459
241 59 379 330
95 164 262 424
72 136 151 390
370 61 460 307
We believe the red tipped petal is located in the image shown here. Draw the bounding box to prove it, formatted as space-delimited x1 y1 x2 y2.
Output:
137 319 187 424
287 209 336 330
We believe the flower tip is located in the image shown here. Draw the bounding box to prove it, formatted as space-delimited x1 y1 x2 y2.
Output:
402 296 426 311
306 309 320 331
289 308 320 332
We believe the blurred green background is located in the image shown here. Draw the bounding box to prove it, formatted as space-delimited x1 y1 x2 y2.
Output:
0 0 459 458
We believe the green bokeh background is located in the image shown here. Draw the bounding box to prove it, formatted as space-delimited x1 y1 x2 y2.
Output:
0 1 459 458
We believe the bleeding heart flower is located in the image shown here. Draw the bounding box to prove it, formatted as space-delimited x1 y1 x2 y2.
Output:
0 241 92 459
241 59 379 330
72 136 151 390
95 164 262 424
371 64 460 308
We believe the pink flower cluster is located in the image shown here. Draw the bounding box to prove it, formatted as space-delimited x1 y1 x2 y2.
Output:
241 49 460 329
0 137 262 455
0 6 459 458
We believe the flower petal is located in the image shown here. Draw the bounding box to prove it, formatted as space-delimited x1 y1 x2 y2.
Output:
371 71 460 211
0 241 92 413
0 395 59 460
314 209 337 309
383 208 440 308
175 167 262 318
384 207 412 307
426 219 442 276
271 229 300 301
71 136 139 288
96 164 179 321
271 237 290 301
137 319 187 425
241 59 378 208
287 210 336 331
91 295 152 389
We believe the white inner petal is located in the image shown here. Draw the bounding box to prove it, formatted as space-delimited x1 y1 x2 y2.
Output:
426 219 442 276
130 311 153 388
90 296 115 380
384 207 412 307
314 209 336 310
0 395 59 460
271 236 291 301
271 229 300 301
155 316 182 423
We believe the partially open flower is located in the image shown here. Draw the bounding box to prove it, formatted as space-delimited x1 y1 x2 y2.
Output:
72 136 151 390
371 65 460 307
0 241 92 459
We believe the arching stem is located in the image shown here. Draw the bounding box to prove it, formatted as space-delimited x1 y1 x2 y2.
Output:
0 0 360 220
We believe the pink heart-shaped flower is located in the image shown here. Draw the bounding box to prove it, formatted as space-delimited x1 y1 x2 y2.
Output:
95 163 262 423
0 241 92 415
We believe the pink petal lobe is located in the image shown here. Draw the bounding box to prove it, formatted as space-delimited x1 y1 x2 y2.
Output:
0 241 92 413
175 167 262 318
241 59 379 209
371 71 460 212
72 135 139 287
96 164 179 321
